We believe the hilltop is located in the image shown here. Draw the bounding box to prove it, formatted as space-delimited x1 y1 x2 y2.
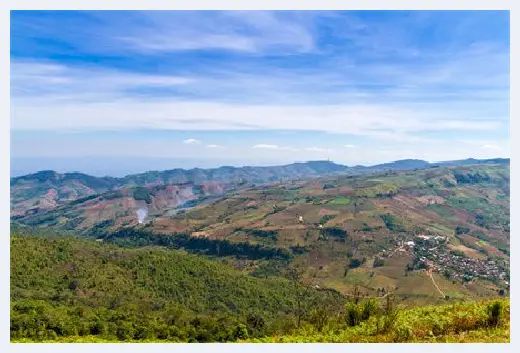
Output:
10 160 348 216
10 157 508 220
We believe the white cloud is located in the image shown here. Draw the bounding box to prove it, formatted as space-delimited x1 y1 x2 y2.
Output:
11 96 505 140
10 59 507 144
206 144 225 149
344 144 356 148
305 147 333 153
251 144 301 151
252 144 279 149
117 11 315 54
482 144 501 150
183 138 202 145
9 12 510 170
11 61 192 99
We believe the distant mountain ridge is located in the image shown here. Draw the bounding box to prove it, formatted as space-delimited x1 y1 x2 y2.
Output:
11 157 509 186
11 160 350 193
10 158 509 218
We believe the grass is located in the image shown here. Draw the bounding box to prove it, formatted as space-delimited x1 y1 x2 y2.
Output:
426 204 453 218
477 240 489 247
329 197 352 205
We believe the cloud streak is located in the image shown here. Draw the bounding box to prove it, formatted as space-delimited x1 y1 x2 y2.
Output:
116 11 315 54
9 10 509 168
482 144 501 150
252 144 280 149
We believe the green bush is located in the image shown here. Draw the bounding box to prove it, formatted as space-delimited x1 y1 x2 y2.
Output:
133 188 153 204
348 259 362 269
487 301 504 328
373 258 385 268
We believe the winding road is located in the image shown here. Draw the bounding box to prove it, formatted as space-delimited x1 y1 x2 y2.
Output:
426 270 445 297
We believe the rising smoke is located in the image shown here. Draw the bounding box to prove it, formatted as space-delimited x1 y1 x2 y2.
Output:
136 207 148 224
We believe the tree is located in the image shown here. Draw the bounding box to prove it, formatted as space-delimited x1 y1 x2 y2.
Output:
285 266 313 329
231 324 248 340
349 259 362 269
373 258 385 268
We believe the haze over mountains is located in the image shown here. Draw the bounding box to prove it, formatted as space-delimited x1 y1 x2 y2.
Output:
11 157 509 187
11 157 508 218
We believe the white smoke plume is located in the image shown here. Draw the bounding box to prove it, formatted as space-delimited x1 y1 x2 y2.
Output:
136 207 148 224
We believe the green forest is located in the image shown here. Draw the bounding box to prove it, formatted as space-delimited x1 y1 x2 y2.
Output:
10 232 509 343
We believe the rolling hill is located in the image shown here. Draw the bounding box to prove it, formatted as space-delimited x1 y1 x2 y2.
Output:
10 160 349 217
10 158 508 218
10 234 509 343
12 160 510 307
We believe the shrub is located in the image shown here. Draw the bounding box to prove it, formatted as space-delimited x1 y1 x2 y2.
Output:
345 303 362 327
373 258 385 268
380 214 405 232
319 215 336 225
322 227 348 240
309 307 330 332
361 299 379 321
348 259 362 269
455 226 470 235
133 188 153 204
231 324 249 340
393 323 413 342
487 301 504 328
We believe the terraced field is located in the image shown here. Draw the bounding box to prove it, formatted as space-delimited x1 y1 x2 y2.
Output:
12 162 510 305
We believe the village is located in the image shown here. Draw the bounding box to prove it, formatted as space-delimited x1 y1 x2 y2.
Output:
413 235 509 286
376 233 509 287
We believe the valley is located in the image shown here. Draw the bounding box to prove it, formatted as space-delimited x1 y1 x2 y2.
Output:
11 159 510 306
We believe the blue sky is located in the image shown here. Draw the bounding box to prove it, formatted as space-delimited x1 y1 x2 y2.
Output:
10 10 510 176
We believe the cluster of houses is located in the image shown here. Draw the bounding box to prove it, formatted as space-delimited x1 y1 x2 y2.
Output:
414 242 509 284
375 232 509 286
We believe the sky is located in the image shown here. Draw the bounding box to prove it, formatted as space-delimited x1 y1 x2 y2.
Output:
10 10 510 176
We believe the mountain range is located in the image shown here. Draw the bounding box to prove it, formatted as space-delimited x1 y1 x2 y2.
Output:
10 158 509 217
10 157 510 311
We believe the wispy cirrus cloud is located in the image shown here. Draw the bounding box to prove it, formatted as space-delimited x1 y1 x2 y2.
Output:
9 10 509 169
116 11 315 54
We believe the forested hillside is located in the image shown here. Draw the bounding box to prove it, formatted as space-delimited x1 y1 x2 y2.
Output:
10 234 342 342
10 234 509 343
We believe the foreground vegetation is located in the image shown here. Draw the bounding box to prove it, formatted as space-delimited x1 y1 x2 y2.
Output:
245 299 510 343
11 233 509 343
